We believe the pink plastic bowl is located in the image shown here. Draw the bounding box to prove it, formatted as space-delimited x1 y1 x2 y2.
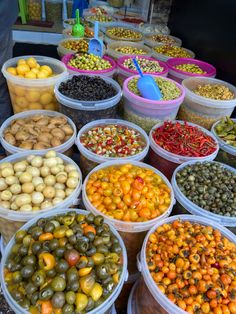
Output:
62 54 117 76
167 57 216 83
117 55 169 77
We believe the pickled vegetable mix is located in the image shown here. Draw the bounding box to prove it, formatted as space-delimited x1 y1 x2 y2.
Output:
152 121 217 157
215 117 236 147
5 212 123 313
80 124 147 157
146 220 236 314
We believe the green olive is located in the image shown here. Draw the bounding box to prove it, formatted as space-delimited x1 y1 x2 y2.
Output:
51 276 66 292
94 216 104 226
15 230 27 243
65 291 76 305
55 259 69 273
22 255 37 266
62 303 74 314
25 282 37 295
39 287 54 300
96 264 109 279
52 292 66 308
12 271 22 284
20 265 34 279
44 222 55 233
32 270 46 287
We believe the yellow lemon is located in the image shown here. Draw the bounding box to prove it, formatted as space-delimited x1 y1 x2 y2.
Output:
44 103 57 110
17 59 26 66
25 71 37 79
40 65 53 76
16 64 30 75
40 92 53 105
6 67 17 76
15 96 28 108
36 63 40 69
37 70 49 79
14 86 26 97
28 102 43 110
31 68 39 74
26 90 40 102
27 57 37 69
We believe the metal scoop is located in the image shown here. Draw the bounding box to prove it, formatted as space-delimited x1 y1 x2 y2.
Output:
133 58 162 100
72 9 84 37
88 21 104 57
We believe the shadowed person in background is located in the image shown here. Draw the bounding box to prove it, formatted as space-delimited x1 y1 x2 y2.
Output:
0 0 19 155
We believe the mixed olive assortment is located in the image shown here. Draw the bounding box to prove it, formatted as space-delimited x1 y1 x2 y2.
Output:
174 63 206 74
5 211 123 313
87 14 114 22
58 76 117 102
106 27 142 40
215 117 236 147
193 84 235 100
128 77 181 100
146 34 176 44
154 45 192 58
0 151 80 212
3 114 74 150
68 53 112 71
147 219 236 314
115 46 147 55
176 162 236 216
86 163 171 222
123 57 164 73
61 40 89 53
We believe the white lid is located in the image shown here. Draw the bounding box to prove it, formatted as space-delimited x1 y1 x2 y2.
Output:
0 110 76 155
171 160 236 226
149 120 219 164
82 160 175 233
76 119 150 164
211 118 236 156
0 208 128 314
0 151 82 221
139 214 236 314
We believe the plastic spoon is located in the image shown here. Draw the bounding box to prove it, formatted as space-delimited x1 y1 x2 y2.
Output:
88 21 104 57
72 9 84 37
133 58 162 100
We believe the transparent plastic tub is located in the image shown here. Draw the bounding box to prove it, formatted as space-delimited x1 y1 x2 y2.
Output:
152 45 195 63
45 0 62 23
149 120 219 180
76 119 150 175
104 35 144 46
82 160 175 275
138 23 170 35
137 214 236 314
167 57 216 83
123 75 185 133
178 77 236 130
107 42 152 60
57 38 90 58
105 26 143 43
211 118 236 168
85 15 117 28
116 56 168 86
0 208 128 314
0 110 76 156
55 74 122 130
62 27 104 40
0 151 82 245
144 34 182 48
2 55 68 113
171 161 236 227
61 54 116 77
28 0 42 21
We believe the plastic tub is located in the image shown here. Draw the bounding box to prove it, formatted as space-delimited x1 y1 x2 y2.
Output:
45 0 62 23
61 54 117 77
82 160 175 275
0 110 76 156
0 208 128 314
2 55 68 113
167 57 216 83
178 77 236 130
172 161 236 227
137 214 236 314
116 56 168 86
152 45 195 63
211 118 236 168
85 14 117 28
28 0 42 21
104 35 144 46
55 74 122 130
57 38 90 58
63 17 75 29
0 151 82 245
76 119 150 175
105 26 143 43
62 27 104 40
144 34 182 48
107 42 152 60
149 120 219 180
123 75 185 133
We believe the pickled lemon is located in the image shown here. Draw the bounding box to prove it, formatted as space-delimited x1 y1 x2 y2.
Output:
37 70 49 79
6 67 17 76
26 90 40 102
36 64 40 69
27 57 38 68
40 65 53 76
25 71 37 79
44 103 57 110
14 86 26 97
28 102 43 110
15 96 28 108
31 68 39 74
16 64 30 75
40 92 53 105
17 59 26 66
